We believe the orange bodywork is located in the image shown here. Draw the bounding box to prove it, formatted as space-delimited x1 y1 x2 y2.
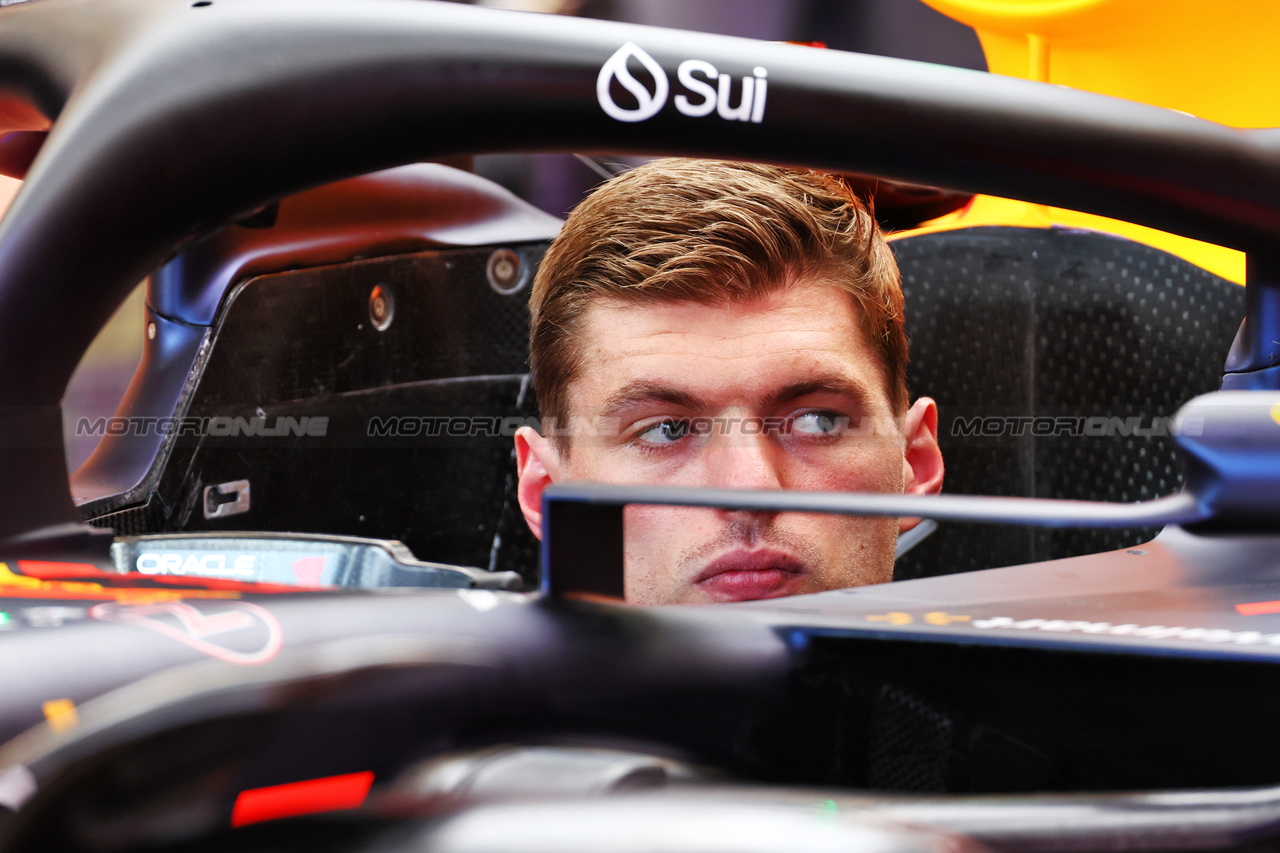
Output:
908 0 1277 283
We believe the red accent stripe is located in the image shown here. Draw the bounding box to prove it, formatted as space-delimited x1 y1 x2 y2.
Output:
232 771 374 827
17 560 108 578
1236 600 1280 616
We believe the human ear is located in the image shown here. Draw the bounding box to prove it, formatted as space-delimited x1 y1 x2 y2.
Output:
898 397 944 534
515 426 562 541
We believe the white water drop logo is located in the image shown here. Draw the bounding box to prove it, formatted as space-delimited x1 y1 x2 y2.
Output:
597 42 669 123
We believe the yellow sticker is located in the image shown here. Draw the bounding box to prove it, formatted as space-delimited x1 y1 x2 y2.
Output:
867 611 913 626
925 611 973 626
1271 402 1280 426
42 698 78 734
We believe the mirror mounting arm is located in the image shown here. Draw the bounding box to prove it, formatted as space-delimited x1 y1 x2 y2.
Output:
1223 254 1280 389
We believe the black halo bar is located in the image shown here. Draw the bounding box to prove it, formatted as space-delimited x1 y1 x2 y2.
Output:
540 484 1205 597
2 0 1278 545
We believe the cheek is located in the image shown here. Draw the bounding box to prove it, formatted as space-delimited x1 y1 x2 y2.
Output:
621 505 718 603
779 512 898 590
787 440 905 494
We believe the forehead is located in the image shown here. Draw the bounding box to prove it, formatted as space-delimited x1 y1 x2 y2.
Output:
567 282 892 411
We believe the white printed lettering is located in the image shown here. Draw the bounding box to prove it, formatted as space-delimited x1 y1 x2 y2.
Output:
674 60 717 117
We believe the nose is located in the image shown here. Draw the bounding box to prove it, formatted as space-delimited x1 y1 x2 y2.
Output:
706 422 783 492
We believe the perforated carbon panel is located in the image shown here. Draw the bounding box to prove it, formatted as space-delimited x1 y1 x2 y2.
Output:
94 244 546 585
893 226 1244 578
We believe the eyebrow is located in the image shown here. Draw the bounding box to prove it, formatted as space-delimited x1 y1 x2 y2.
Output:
598 381 709 420
597 375 875 420
761 376 876 411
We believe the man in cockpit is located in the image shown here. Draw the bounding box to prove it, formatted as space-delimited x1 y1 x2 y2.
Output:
514 159 943 604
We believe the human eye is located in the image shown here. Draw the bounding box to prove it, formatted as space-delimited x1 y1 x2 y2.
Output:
636 418 691 446
790 410 850 437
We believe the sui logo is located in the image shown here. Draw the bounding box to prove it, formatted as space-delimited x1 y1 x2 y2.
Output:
597 42 669 122
597 43 768 124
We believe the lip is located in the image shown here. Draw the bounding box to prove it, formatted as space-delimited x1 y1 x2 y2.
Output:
694 548 807 602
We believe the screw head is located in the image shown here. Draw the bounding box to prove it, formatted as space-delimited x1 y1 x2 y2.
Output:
486 249 526 295
369 284 395 331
